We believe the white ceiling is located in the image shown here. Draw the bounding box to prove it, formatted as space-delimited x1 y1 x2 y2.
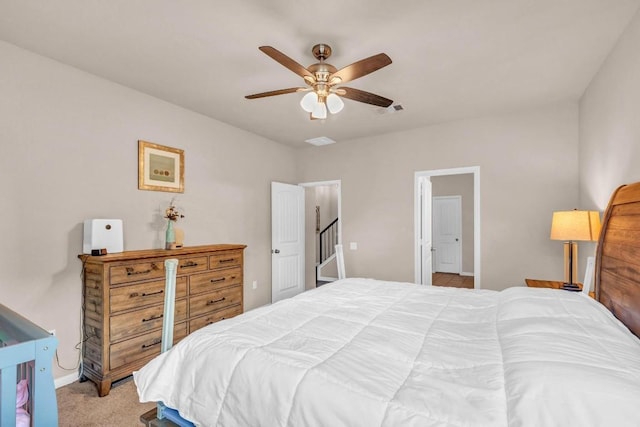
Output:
1 0 638 147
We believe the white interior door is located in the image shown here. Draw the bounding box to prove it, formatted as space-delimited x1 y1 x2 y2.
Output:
271 182 305 303
418 177 433 286
433 196 461 274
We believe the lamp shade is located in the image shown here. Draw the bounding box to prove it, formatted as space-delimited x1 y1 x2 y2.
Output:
550 210 601 241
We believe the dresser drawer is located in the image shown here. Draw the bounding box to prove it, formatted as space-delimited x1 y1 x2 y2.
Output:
177 256 208 274
209 251 242 269
110 322 187 370
110 299 187 342
190 267 242 295
110 277 187 314
189 304 242 332
110 260 164 285
190 286 242 318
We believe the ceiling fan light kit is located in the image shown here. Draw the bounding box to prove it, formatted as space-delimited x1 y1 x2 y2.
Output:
246 44 393 120
312 100 327 119
300 92 343 119
300 92 317 113
326 93 344 114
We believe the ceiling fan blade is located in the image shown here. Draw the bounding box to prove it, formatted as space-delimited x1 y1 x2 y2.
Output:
245 87 308 99
329 53 392 84
338 87 393 108
259 46 315 80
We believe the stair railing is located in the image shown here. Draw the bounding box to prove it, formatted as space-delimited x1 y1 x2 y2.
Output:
319 217 339 264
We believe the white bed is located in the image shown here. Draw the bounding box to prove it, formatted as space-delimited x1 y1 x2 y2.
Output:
135 278 640 426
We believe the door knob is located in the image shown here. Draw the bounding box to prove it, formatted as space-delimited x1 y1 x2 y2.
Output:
455 238 459 242
272 249 280 254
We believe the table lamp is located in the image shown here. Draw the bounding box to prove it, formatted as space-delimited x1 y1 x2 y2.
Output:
550 210 601 290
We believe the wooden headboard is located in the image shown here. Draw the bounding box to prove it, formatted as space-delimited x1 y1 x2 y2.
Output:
595 181 640 337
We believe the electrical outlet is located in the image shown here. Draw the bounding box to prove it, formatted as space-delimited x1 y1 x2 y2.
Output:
48 329 56 336
252 280 258 290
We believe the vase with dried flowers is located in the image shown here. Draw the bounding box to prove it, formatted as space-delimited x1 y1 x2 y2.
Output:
164 202 184 250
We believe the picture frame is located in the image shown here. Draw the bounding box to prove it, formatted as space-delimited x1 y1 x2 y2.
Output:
138 140 184 193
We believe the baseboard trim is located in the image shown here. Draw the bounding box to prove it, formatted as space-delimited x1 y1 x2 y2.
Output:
55 372 80 389
460 272 475 277
318 276 337 282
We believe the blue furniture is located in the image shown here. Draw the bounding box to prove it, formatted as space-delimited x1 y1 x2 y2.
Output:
0 303 58 426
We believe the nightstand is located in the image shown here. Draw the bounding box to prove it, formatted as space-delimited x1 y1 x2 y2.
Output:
525 279 595 298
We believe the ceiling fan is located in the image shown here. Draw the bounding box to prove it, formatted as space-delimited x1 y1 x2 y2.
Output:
245 44 393 120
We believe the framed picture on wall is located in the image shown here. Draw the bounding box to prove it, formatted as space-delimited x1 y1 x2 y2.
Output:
138 140 184 193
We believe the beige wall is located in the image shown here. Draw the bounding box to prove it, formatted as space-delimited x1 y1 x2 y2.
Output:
578 8 640 284
579 8 640 211
0 41 296 380
296 103 579 290
431 174 474 274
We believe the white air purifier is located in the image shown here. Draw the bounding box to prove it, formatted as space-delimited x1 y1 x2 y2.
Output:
83 219 124 254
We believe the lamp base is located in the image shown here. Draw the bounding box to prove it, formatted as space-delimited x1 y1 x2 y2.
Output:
563 241 579 285
561 282 581 292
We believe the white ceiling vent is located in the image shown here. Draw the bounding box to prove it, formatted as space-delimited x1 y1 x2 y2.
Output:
305 136 336 146
378 104 404 114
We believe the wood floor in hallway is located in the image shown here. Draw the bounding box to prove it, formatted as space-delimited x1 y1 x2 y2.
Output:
432 272 474 289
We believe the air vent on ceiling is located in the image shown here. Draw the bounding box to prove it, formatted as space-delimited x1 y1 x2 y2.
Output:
305 136 336 146
378 103 404 114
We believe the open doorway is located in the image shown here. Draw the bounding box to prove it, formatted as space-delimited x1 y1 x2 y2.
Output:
300 180 342 289
414 167 480 289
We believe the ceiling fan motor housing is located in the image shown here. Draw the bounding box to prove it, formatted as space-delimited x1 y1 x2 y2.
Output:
307 62 337 96
312 43 332 61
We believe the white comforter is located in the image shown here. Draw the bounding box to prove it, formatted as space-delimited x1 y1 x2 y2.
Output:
134 278 640 427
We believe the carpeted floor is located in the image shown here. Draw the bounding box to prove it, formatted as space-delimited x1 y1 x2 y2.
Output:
56 376 155 426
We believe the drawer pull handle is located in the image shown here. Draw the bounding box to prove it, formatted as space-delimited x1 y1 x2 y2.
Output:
141 339 162 349
210 278 226 284
219 258 235 263
207 297 226 305
207 316 225 326
135 290 163 298
142 314 163 322
180 261 199 269
126 267 152 276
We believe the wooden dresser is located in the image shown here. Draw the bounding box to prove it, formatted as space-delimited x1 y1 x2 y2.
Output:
78 244 246 396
